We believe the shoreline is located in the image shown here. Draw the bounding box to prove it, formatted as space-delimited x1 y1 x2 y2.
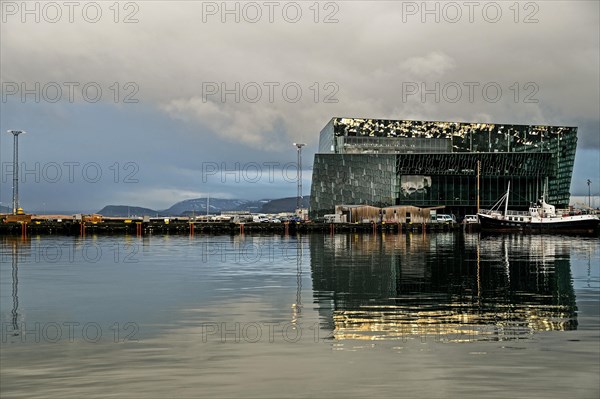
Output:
0 219 462 236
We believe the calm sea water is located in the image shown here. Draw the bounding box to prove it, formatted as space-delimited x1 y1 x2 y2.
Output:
1 232 599 398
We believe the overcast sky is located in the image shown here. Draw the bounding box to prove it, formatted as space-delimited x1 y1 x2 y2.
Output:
1 0 599 213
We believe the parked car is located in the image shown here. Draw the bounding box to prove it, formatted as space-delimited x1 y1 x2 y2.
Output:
252 214 269 223
324 214 341 223
433 214 456 224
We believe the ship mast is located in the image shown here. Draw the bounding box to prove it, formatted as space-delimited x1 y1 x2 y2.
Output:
505 182 510 217
476 160 480 214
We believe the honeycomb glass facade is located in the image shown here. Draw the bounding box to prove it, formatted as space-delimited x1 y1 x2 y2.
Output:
310 117 577 217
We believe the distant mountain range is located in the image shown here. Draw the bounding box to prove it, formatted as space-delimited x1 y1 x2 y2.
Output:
165 198 266 215
260 196 310 213
97 196 311 217
95 206 159 217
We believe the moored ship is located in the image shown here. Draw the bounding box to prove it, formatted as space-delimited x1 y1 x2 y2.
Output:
478 184 600 234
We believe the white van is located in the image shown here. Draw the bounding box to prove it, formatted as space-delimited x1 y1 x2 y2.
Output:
433 214 456 224
252 214 269 223
324 214 341 223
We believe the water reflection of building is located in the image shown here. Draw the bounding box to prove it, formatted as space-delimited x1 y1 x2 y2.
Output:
310 233 577 342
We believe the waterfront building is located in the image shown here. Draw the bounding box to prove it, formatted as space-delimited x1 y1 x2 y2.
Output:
310 117 577 217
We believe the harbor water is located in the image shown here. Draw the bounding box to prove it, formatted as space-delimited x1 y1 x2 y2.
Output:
1 232 599 398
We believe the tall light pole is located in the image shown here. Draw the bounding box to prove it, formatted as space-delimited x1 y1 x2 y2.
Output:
587 179 592 208
7 130 25 215
293 143 306 211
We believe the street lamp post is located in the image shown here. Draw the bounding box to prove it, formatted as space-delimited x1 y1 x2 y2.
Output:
293 143 306 212
587 179 592 208
7 130 25 215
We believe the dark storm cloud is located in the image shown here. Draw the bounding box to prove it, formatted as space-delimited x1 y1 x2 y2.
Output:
1 1 598 209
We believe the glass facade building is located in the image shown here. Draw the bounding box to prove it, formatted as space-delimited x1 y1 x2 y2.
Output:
310 117 577 217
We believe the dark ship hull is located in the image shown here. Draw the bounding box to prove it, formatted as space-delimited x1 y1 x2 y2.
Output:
478 213 600 235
